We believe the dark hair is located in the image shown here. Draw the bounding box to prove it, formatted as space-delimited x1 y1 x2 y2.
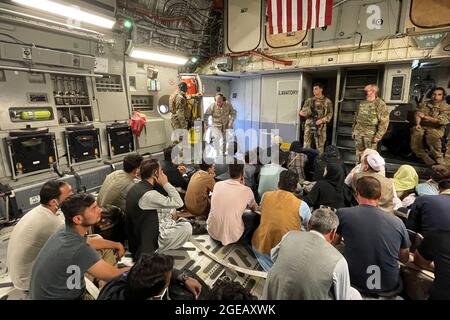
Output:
208 280 256 300
215 93 224 99
123 154 144 173
164 146 173 163
279 150 290 165
438 179 450 192
322 145 340 160
289 141 302 153
140 159 160 180
199 160 213 172
229 163 244 179
432 87 447 97
278 170 299 192
313 83 324 89
356 176 381 200
431 165 450 182
39 180 68 205
178 81 188 92
126 253 174 300
61 193 96 226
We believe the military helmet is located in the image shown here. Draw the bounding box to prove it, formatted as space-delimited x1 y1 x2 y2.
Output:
178 81 188 92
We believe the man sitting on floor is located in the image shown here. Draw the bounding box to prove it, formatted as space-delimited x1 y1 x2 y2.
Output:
126 159 191 259
407 179 450 237
184 160 215 217
263 207 361 300
30 194 129 300
251 170 311 271
335 176 410 297
7 180 73 291
207 163 259 246
97 154 143 212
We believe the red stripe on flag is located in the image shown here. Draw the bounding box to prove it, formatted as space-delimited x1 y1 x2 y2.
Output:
316 0 321 28
297 0 302 32
287 0 293 32
325 0 333 25
277 0 283 33
268 0 273 34
307 0 312 29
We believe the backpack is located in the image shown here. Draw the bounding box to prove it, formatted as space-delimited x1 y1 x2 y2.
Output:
130 111 147 137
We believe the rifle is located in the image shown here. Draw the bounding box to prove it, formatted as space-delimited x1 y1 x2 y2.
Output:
310 105 320 150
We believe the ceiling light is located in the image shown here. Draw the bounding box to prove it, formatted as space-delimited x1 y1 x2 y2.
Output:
129 48 188 66
12 0 115 29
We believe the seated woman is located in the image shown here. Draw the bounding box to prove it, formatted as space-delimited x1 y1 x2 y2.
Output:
251 170 311 271
392 165 419 208
312 145 346 182
303 163 345 210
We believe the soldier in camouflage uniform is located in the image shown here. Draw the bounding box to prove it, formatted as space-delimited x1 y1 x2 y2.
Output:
299 83 333 153
352 84 390 162
204 93 237 154
169 81 191 131
411 87 450 166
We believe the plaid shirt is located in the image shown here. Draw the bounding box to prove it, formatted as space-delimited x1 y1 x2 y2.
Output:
287 151 307 183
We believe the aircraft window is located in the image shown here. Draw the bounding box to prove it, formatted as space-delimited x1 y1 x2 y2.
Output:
158 104 169 115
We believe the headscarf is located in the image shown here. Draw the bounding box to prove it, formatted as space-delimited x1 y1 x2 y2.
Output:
392 165 419 192
322 145 340 161
324 163 345 193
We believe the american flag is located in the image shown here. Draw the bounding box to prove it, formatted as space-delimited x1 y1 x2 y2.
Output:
268 0 333 34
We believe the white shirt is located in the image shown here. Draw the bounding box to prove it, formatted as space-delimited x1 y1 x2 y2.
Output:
138 182 184 232
6 205 64 291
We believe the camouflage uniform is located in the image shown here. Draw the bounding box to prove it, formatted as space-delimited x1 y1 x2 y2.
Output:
301 96 333 153
410 100 450 166
169 90 190 130
204 101 237 153
352 97 390 161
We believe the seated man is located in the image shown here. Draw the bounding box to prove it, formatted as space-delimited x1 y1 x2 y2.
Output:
263 208 361 300
126 159 191 259
335 176 411 296
352 152 395 213
30 194 129 300
160 145 189 191
410 87 450 166
407 179 450 237
7 180 73 291
184 161 215 217
98 253 202 300
97 153 143 212
257 150 289 199
207 163 259 246
252 170 311 271
413 230 450 300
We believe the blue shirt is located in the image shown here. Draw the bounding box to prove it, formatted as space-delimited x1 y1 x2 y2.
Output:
337 205 410 294
258 164 287 199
